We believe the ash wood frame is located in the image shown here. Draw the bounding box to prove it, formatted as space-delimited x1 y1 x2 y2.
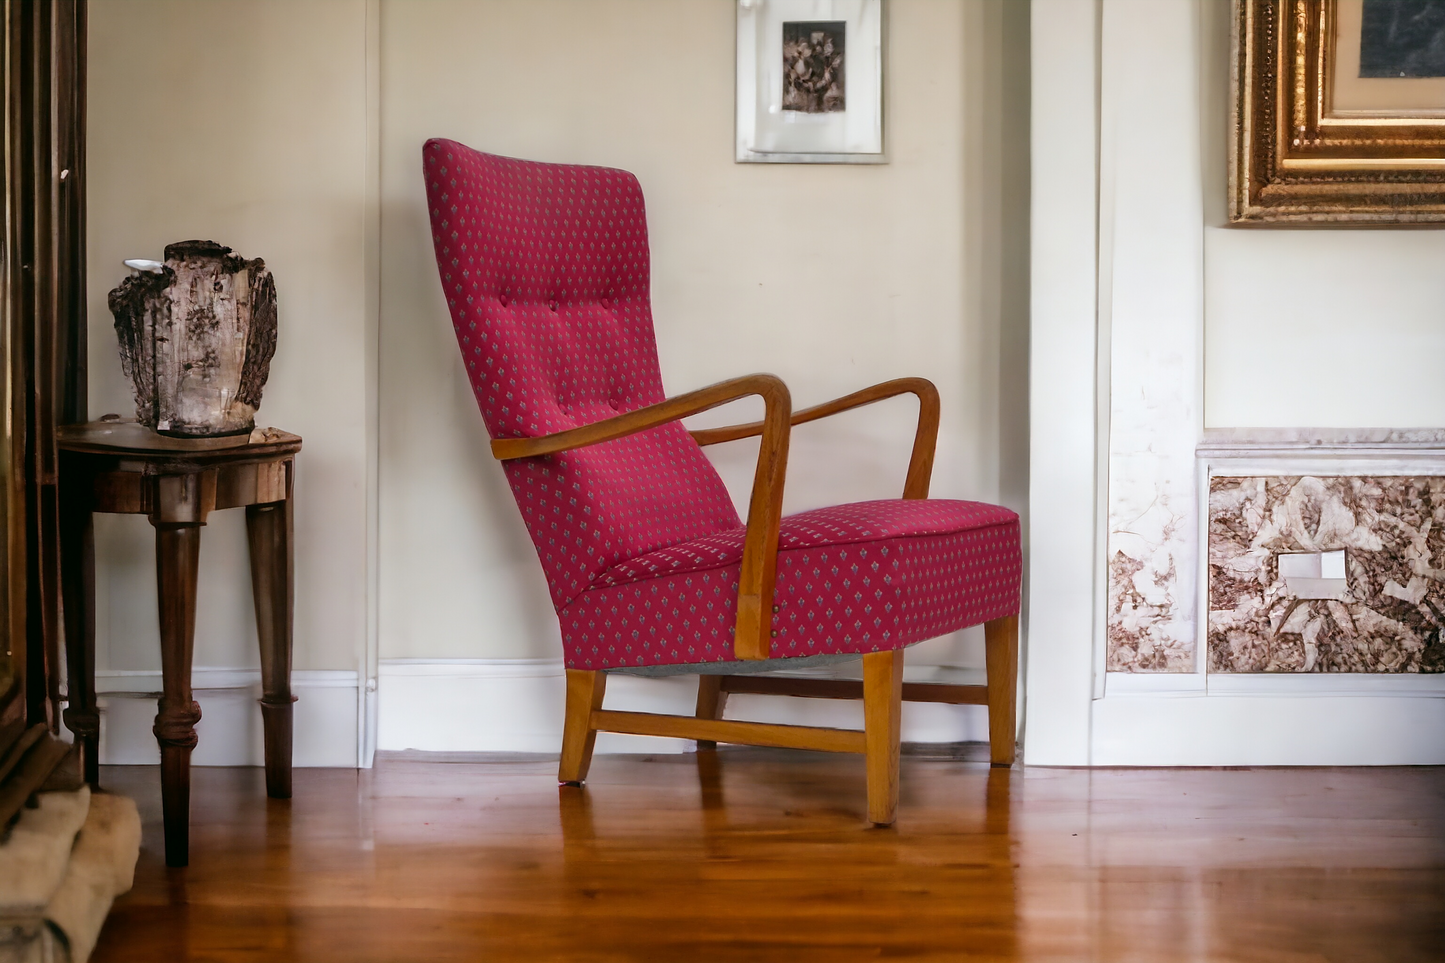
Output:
1229 0 1445 224
494 375 1018 825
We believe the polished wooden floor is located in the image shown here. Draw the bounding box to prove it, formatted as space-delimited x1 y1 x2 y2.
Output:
91 748 1444 962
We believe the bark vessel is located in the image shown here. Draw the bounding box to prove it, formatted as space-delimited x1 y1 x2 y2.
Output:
108 240 277 436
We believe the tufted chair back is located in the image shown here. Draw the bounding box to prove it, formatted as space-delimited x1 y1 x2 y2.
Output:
423 139 742 609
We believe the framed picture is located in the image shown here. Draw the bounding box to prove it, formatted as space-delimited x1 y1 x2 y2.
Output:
1229 0 1445 224
736 0 885 164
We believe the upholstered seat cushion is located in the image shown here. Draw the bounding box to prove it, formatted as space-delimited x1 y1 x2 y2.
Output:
558 499 1020 671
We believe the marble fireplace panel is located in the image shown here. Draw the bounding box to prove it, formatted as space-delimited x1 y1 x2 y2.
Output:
1208 475 1445 673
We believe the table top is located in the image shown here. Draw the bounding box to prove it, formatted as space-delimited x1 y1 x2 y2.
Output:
58 420 302 458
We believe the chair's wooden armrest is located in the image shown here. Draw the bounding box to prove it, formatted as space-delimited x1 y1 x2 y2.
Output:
689 377 940 499
490 373 792 662
490 374 789 460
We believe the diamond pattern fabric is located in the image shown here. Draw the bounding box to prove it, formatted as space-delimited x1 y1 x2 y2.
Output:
424 139 741 609
561 500 1020 670
424 139 1022 672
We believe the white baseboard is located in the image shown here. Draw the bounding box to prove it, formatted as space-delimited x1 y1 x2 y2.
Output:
91 668 358 767
1093 671 1445 765
90 661 1441 767
1105 671 1445 699
1204 672 1445 698
1091 693 1445 765
377 659 989 755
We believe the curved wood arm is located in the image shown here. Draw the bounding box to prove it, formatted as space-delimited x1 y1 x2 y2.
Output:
490 373 791 661
689 377 940 499
490 374 787 461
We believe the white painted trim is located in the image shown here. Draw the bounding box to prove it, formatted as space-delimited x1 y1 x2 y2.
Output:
1105 671 1445 699
1206 456 1445 476
1199 432 1445 485
1024 0 1101 766
1103 672 1207 697
1094 670 1444 764
361 0 383 771
380 658 564 679
1092 693 1445 766
1206 673 1445 698
376 659 990 756
89 669 359 767
1091 0 1115 704
1197 427 1445 457
95 668 358 693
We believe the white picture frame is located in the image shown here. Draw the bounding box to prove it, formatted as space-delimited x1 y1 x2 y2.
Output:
736 0 886 164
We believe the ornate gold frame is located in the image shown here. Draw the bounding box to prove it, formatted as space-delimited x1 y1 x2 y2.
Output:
1229 0 1445 224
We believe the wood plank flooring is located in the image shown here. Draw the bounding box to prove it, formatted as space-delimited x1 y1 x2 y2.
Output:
92 749 1445 962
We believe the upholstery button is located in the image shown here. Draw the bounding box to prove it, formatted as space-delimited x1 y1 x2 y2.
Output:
549 299 558 312
499 295 509 307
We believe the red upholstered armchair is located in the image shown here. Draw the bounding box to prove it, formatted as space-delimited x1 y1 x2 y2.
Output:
424 139 1021 825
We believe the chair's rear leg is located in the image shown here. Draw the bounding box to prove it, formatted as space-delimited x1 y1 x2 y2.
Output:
694 675 729 750
559 670 607 784
984 615 1019 766
862 649 904 826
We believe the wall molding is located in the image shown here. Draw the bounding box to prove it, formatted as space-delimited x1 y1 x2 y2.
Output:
1092 692 1445 766
96 667 358 693
1105 671 1445 699
1102 672 1206 697
377 659 989 756
89 668 359 768
1198 427 1445 462
1205 673 1445 698
87 659 992 766
1024 0 1101 766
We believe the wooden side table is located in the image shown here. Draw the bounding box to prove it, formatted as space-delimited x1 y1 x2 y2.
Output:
57 420 302 867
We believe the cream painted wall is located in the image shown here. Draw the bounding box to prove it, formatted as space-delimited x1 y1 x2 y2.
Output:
1197 0 1445 429
1204 231 1445 427
377 0 1030 665
84 0 1029 761
87 0 371 678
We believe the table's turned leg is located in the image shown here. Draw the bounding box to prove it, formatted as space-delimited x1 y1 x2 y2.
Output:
59 456 99 786
246 476 294 800
153 520 203 867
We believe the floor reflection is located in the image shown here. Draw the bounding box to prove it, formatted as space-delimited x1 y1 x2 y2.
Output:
91 754 1445 962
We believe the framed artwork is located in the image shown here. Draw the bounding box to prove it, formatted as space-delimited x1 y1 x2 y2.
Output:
736 0 885 164
1229 0 1445 224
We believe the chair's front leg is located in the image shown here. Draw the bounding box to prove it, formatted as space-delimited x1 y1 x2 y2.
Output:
862 649 904 826
693 675 728 749
984 615 1019 766
559 670 607 784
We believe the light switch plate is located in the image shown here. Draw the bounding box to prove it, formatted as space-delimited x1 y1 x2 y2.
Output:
1278 550 1348 599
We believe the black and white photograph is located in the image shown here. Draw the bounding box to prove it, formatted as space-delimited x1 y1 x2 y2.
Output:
781 21 846 113
736 0 884 163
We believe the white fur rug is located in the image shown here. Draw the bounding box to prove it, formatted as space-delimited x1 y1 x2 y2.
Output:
0 788 140 963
